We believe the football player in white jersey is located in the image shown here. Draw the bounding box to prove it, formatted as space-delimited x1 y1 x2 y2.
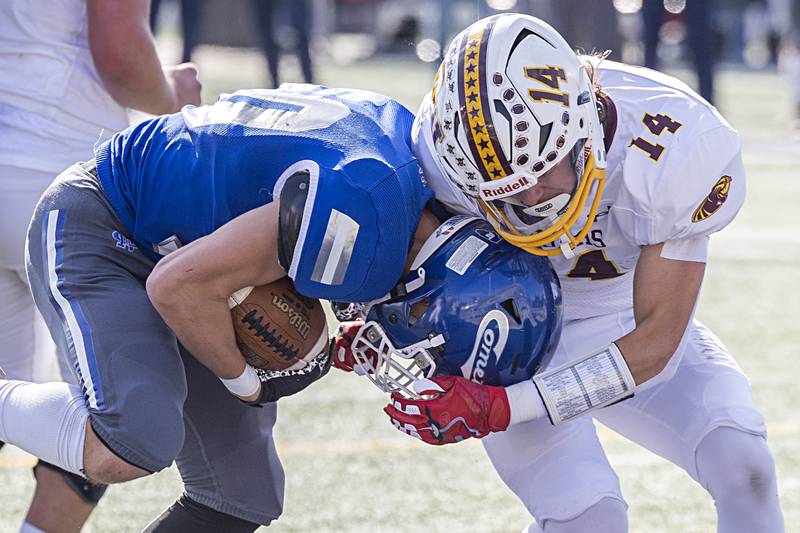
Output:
386 14 783 532
0 1 200 531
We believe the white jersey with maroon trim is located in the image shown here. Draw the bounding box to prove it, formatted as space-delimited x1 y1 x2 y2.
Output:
413 60 746 320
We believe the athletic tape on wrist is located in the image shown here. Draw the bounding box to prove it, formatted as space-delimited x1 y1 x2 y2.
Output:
220 365 261 398
533 343 635 425
506 379 548 426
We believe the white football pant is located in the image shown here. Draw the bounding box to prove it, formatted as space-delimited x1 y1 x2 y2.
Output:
0 165 59 382
484 311 783 532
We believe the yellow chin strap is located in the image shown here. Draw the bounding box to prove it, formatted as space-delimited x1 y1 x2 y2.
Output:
479 154 606 257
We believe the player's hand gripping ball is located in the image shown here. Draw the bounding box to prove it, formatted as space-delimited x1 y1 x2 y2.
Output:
228 278 329 371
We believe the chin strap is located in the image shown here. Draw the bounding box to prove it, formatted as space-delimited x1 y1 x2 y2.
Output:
483 158 606 258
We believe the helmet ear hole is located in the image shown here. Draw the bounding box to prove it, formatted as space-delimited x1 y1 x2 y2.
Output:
500 298 522 325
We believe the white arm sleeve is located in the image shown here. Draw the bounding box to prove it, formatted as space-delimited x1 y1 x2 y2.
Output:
660 235 709 263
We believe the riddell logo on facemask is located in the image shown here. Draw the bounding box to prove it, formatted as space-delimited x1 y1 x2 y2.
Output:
481 176 531 199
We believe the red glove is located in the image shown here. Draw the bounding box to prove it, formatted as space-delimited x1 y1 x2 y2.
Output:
383 375 511 445
330 321 376 375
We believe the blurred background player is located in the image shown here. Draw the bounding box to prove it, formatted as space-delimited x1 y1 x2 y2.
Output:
781 0 800 125
643 0 715 103
150 0 203 64
252 0 315 87
0 0 200 531
151 0 314 88
548 0 623 62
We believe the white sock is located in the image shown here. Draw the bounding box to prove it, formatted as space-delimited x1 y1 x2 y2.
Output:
19 522 47 533
0 380 88 475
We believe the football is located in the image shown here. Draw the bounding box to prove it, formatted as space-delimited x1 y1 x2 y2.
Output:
228 278 329 371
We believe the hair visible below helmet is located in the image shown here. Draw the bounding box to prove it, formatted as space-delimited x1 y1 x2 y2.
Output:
431 14 607 257
351 216 562 398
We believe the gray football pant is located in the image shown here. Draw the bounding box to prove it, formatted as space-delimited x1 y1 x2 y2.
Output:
25 163 284 525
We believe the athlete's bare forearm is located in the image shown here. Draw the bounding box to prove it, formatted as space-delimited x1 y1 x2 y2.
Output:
146 203 285 382
87 0 200 114
146 251 247 380
615 243 705 384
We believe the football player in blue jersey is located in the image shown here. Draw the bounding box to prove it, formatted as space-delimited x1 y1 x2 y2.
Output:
0 84 443 532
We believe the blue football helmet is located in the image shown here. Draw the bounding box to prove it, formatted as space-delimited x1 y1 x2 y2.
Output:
351 216 562 397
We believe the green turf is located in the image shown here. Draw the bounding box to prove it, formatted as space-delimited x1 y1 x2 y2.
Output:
0 45 797 532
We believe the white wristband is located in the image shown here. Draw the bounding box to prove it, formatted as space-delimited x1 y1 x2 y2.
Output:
505 379 548 426
533 343 635 425
220 364 261 398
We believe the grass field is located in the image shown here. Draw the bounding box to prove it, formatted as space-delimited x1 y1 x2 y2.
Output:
0 42 798 532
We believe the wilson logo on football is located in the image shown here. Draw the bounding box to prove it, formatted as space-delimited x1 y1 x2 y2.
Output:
460 310 510 383
271 295 311 339
692 175 731 223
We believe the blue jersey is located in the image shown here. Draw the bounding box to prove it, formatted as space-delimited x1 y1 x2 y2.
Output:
95 85 432 302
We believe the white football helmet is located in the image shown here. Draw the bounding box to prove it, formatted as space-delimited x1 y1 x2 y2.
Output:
430 14 607 257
